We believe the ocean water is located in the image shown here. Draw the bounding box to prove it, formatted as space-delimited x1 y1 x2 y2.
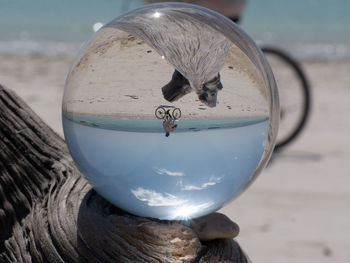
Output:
63 115 268 219
242 0 350 59
1 0 349 59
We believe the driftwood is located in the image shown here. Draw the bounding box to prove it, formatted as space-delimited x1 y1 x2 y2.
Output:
0 84 249 263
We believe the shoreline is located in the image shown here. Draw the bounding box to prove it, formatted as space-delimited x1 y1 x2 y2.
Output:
63 111 269 132
1 54 349 137
62 109 269 120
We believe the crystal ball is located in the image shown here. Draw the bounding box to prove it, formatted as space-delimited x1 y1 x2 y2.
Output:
62 3 279 220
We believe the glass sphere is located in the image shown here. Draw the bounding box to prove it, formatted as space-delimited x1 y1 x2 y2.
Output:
62 3 279 220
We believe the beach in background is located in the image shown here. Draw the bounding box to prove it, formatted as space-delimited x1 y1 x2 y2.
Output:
1 0 349 58
0 0 349 262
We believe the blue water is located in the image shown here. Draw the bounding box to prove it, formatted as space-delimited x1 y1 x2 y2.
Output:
62 115 268 219
242 0 350 59
1 0 349 58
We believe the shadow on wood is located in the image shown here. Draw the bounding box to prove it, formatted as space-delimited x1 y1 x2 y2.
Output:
0 84 249 262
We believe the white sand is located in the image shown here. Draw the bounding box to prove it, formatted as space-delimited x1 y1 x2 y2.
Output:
64 27 268 119
1 55 349 262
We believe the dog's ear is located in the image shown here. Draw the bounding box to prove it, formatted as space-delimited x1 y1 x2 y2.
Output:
217 81 223 90
204 73 223 90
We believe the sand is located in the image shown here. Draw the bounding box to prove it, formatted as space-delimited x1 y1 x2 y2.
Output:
64 27 268 119
1 54 349 262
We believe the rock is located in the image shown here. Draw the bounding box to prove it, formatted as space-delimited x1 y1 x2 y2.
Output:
190 212 240 241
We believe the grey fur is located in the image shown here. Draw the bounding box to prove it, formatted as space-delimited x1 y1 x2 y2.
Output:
110 5 232 107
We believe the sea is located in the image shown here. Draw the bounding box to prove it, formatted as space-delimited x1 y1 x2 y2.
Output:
0 0 349 59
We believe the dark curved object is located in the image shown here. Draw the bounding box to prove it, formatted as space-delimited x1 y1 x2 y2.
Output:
161 69 191 102
261 46 311 152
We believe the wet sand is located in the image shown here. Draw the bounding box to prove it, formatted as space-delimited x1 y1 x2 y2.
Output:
1 54 349 262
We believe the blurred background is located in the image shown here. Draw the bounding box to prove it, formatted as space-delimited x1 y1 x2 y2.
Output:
0 1 349 262
1 0 349 58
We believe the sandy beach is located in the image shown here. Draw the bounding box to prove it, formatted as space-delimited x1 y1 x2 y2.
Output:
1 54 349 262
63 26 268 121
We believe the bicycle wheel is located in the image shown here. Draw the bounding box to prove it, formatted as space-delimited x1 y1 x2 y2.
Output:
172 108 181 120
155 106 166 119
261 46 311 151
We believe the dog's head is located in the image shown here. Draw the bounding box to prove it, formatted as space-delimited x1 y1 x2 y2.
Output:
197 74 223 107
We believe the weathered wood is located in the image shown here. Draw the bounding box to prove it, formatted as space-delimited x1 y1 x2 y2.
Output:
0 84 249 263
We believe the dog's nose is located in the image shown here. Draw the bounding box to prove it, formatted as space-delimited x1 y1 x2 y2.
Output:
198 92 217 107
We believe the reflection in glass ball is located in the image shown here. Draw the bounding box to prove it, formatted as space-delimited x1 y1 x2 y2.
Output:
62 3 279 220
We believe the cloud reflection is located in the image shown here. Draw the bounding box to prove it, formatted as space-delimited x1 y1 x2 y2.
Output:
182 176 223 191
153 167 184 177
131 187 187 207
